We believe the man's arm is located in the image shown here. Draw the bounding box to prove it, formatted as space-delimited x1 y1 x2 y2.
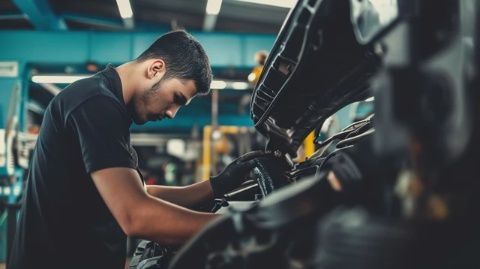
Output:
145 150 272 208
91 167 217 245
145 180 214 208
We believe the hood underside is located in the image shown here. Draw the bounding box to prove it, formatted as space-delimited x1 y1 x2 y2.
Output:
250 0 382 157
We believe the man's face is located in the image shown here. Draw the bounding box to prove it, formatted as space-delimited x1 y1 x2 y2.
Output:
131 77 197 125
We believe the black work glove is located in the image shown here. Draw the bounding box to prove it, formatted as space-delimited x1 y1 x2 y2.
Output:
210 151 269 198
324 151 363 193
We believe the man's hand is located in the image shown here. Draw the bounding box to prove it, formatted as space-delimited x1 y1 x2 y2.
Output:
210 150 269 198
325 152 362 193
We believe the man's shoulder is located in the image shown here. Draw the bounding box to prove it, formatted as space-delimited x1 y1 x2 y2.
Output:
52 74 123 117
57 74 113 103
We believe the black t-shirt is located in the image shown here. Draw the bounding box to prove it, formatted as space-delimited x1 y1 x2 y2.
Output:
9 66 140 269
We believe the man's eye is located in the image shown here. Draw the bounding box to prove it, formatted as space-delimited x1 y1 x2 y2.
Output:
174 94 187 105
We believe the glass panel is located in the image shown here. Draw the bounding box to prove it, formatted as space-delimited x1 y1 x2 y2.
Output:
351 0 399 44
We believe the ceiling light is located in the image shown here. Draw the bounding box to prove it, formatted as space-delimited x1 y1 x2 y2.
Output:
32 75 89 84
235 0 296 9
231 82 250 90
39 83 62 95
116 0 133 19
212 130 222 140
210 80 227 89
13 185 21 196
206 0 223 15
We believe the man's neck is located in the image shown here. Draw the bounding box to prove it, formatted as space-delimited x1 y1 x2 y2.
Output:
115 62 137 105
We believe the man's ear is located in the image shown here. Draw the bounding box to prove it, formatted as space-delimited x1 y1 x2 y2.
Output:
148 59 166 79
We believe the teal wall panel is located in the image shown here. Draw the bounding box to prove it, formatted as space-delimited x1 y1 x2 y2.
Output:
0 79 17 127
0 31 276 67
0 32 88 63
0 213 6 262
132 33 160 58
244 35 277 66
195 33 243 67
90 33 132 63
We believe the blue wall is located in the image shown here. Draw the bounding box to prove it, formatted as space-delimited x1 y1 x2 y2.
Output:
0 31 276 68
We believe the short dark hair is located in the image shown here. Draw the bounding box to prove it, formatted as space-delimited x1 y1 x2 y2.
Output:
136 30 212 95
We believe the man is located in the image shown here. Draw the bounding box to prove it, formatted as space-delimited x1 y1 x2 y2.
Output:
9 30 263 269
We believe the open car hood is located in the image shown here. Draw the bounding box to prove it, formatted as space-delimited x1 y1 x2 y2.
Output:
250 0 382 157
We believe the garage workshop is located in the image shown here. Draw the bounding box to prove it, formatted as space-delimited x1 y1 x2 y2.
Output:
0 0 479 268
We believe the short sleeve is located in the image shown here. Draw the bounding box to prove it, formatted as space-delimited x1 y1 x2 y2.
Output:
67 96 137 173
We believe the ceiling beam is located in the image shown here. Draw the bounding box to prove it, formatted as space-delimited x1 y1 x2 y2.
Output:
62 13 124 30
0 31 276 67
13 0 67 30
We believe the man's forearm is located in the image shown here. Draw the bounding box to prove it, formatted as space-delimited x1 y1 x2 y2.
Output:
130 195 218 245
146 180 214 208
92 167 217 245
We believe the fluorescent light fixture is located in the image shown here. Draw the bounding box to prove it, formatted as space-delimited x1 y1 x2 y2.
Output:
210 80 252 90
39 83 61 95
13 185 21 196
235 0 296 8
212 130 222 140
364 97 375 102
167 139 186 158
206 0 223 15
231 82 250 90
32 75 89 84
248 73 257 82
3 187 10 195
116 0 133 19
211 80 227 89
33 75 251 90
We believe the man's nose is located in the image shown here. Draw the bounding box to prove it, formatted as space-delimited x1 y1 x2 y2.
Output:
165 106 180 119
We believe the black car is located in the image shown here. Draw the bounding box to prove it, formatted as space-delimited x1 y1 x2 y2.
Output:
131 0 480 268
